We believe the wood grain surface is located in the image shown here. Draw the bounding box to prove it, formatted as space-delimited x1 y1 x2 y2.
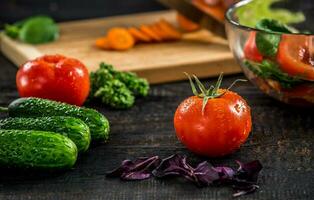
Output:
0 10 241 84
0 53 313 200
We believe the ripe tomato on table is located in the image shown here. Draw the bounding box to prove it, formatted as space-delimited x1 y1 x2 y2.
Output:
174 74 252 157
16 55 90 106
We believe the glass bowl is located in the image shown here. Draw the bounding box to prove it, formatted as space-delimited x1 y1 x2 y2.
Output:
225 0 314 106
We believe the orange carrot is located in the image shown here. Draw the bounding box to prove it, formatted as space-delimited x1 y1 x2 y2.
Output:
156 19 182 40
140 25 162 42
176 13 200 32
128 27 151 42
95 37 111 49
107 28 135 50
149 24 168 41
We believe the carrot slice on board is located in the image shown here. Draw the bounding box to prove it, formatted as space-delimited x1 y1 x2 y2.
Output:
128 27 151 43
95 37 111 49
176 13 200 32
149 24 169 41
107 28 135 50
140 25 162 42
156 19 182 40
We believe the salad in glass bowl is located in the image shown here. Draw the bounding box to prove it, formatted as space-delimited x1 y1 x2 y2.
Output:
225 0 314 106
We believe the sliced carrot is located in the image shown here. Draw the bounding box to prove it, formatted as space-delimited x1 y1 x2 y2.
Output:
149 24 168 41
156 19 182 40
140 25 162 42
176 13 200 32
107 28 135 50
128 27 151 43
95 37 111 49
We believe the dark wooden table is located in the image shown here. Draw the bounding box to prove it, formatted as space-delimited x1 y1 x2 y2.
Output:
0 52 313 200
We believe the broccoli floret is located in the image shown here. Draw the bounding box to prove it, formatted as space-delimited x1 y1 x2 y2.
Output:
99 63 149 97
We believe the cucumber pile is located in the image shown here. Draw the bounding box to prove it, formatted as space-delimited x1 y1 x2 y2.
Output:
0 97 110 170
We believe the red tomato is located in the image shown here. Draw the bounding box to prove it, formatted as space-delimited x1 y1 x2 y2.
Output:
277 35 314 81
16 55 90 106
174 89 252 157
244 32 263 62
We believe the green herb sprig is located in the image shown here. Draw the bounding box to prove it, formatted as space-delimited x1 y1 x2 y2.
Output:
243 60 302 88
89 63 149 109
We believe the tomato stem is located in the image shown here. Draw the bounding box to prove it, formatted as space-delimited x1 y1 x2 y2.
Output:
184 72 247 114
0 107 8 112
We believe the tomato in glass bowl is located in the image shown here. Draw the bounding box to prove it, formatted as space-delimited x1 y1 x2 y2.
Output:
225 0 314 106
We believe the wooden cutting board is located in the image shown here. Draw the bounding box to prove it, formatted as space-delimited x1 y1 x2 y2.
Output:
0 10 241 84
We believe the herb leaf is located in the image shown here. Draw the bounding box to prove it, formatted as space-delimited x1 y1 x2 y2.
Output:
254 19 299 57
4 24 20 39
107 154 263 197
89 63 149 109
243 60 302 88
255 19 297 34
255 32 280 57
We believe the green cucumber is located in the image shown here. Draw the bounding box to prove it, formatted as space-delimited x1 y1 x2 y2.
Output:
0 97 110 141
0 116 90 153
0 130 77 170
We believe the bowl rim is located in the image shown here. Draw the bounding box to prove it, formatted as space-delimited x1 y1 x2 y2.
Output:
225 0 313 36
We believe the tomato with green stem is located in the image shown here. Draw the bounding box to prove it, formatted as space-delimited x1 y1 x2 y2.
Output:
174 74 252 157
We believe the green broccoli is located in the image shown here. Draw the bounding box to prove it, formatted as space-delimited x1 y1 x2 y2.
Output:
99 63 149 97
89 63 149 109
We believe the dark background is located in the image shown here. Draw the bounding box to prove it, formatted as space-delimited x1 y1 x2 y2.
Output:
1 0 314 31
0 0 166 24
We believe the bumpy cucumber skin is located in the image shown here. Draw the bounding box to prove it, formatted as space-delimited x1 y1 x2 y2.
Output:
0 117 91 153
8 98 110 141
0 130 77 170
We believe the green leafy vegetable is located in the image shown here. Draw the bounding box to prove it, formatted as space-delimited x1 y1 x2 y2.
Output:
5 16 59 44
243 60 302 88
255 32 281 57
99 63 149 97
90 63 149 109
255 19 297 34
254 19 300 57
236 0 305 28
4 24 20 39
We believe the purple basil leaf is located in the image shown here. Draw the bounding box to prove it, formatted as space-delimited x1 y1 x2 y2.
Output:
231 160 263 197
121 171 152 180
106 156 161 180
106 160 134 177
194 161 220 186
107 155 263 198
235 160 263 182
152 154 194 178
213 166 235 180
